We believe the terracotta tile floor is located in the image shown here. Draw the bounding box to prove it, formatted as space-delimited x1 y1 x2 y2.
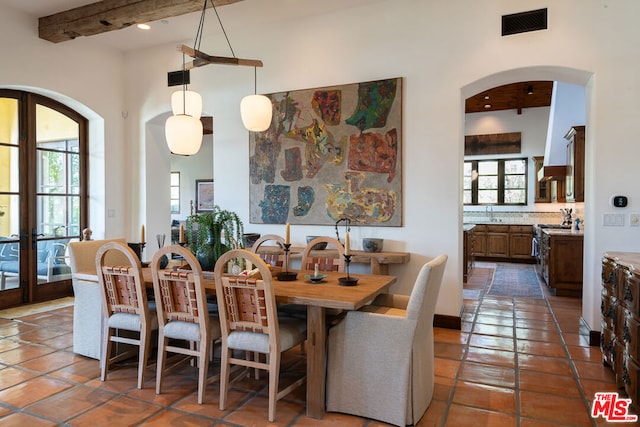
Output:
0 264 631 426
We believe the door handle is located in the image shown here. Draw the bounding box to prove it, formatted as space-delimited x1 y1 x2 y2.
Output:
31 228 44 249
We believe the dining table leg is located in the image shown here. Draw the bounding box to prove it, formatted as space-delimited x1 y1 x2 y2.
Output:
306 305 326 419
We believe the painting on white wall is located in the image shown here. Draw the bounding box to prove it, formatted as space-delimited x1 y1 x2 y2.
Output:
196 179 214 212
249 77 403 226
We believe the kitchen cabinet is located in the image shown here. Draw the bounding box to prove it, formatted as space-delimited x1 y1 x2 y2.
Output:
601 251 640 409
565 125 585 203
472 224 534 262
472 225 487 257
533 156 551 203
538 229 583 296
486 225 509 257
509 225 535 260
463 225 475 283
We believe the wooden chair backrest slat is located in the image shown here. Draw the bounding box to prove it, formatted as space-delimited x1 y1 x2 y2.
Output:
151 246 208 331
96 242 147 318
300 236 346 273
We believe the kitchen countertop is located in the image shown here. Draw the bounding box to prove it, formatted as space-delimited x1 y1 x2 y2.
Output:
541 228 584 236
464 222 537 225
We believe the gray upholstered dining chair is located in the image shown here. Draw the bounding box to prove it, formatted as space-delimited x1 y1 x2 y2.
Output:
214 249 307 422
95 241 158 389
69 238 129 359
151 244 221 404
326 254 448 427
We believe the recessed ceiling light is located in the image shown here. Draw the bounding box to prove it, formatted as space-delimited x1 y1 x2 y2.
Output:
484 95 490 100
137 23 151 30
484 104 491 109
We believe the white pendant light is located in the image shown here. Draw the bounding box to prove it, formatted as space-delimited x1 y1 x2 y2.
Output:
171 90 202 118
241 94 272 132
240 66 272 132
165 114 203 155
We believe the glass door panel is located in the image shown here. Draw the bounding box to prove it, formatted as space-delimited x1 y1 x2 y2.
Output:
0 97 21 300
35 104 79 287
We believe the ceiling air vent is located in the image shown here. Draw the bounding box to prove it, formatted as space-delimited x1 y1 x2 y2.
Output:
502 8 547 36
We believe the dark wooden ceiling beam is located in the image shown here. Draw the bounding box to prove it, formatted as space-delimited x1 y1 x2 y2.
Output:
39 0 243 43
465 81 553 114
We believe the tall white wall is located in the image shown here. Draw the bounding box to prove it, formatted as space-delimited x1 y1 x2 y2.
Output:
124 0 640 325
545 82 586 166
0 3 126 240
3 0 640 327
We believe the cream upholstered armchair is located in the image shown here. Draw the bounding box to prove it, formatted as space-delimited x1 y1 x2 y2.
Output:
326 254 448 427
68 238 129 359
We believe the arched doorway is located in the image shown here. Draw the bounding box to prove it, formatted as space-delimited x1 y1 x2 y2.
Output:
461 65 594 323
0 89 89 308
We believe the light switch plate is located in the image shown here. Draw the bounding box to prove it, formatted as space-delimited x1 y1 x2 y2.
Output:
631 213 640 227
603 213 625 226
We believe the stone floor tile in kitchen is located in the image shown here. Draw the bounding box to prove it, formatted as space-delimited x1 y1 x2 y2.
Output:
0 263 630 426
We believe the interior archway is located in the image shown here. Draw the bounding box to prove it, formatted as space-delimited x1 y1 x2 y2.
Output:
460 65 594 323
144 112 213 261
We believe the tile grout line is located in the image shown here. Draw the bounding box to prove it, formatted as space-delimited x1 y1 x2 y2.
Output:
540 285 597 427
439 265 492 426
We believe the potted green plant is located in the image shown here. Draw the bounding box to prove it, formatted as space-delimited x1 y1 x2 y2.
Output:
186 205 244 271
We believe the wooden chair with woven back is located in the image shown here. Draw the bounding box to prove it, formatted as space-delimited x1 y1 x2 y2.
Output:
214 249 307 422
95 241 157 389
151 244 221 404
250 234 286 268
300 236 345 273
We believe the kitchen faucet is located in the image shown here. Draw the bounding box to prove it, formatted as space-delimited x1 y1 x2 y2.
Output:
486 206 496 222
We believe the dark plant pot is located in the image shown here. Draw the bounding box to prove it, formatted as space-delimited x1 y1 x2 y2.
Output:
196 225 228 271
159 254 169 269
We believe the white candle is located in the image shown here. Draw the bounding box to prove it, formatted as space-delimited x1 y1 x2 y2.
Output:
345 231 350 255
179 224 185 243
285 223 290 244
141 224 145 243
314 263 319 277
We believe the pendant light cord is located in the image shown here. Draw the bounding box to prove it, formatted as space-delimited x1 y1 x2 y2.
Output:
182 52 187 115
253 67 257 94
194 0 237 58
210 0 237 58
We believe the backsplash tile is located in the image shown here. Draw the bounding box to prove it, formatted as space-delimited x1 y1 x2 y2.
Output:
463 211 563 225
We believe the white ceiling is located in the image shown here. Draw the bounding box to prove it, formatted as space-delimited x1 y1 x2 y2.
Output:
0 0 382 51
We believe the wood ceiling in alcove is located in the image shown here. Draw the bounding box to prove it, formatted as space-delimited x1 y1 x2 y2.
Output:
465 81 553 114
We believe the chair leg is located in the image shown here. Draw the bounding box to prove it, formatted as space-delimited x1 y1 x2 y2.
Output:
197 341 211 404
268 352 280 422
156 334 167 395
219 347 231 411
137 326 151 389
101 326 113 382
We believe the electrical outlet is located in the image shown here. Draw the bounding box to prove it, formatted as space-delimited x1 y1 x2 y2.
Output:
631 213 640 227
603 213 625 226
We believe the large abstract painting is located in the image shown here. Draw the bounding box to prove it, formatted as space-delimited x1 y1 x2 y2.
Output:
249 77 402 226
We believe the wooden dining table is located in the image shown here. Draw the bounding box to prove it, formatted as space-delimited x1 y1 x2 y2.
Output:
142 267 396 419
